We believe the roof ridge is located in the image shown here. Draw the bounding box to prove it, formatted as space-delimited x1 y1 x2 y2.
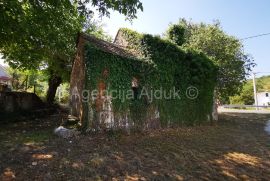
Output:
80 32 124 48
79 32 137 59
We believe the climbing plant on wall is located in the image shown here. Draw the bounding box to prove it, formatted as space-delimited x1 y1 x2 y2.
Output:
83 29 217 130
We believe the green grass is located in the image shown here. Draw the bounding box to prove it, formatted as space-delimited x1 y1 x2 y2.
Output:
0 128 52 150
18 130 52 143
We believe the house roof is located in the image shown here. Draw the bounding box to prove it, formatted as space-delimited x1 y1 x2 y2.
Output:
79 33 136 59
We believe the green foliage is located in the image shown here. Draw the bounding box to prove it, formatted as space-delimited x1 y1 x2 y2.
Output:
56 83 71 104
230 76 270 105
1 0 143 103
76 0 143 20
165 24 186 46
0 0 143 71
84 29 217 129
229 83 255 105
83 19 112 42
257 76 270 92
7 67 48 98
165 19 255 102
1 0 83 81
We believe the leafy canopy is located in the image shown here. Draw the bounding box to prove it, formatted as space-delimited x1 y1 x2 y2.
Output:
165 19 255 102
1 0 83 72
0 0 143 74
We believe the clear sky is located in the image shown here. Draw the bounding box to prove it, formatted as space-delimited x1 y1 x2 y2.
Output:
101 0 270 77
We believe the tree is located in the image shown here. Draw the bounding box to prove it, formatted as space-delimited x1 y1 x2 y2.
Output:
230 75 270 105
229 83 256 105
164 19 255 103
1 1 83 104
166 24 186 46
0 0 143 104
83 18 112 42
7 67 48 97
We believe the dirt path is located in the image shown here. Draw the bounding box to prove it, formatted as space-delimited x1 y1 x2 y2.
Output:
1 113 270 180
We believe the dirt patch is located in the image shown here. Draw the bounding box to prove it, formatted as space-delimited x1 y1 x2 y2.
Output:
0 113 270 180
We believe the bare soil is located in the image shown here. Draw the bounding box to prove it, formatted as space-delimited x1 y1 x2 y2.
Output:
0 113 270 180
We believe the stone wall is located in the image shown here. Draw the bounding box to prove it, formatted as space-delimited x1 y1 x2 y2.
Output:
0 92 45 113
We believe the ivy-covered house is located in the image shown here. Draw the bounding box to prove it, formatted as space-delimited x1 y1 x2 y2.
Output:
70 29 217 131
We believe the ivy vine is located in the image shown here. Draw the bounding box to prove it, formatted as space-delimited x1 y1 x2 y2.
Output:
83 29 217 130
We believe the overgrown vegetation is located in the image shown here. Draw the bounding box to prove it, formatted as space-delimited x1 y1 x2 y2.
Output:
83 29 217 130
230 75 270 105
0 0 143 104
6 67 70 103
164 19 255 103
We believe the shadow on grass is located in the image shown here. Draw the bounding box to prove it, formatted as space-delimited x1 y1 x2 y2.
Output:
0 113 270 180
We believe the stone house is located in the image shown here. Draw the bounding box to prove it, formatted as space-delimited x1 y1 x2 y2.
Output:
70 33 137 129
69 29 217 130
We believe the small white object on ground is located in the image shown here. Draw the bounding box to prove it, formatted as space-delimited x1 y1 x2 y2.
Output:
265 120 270 135
54 126 79 139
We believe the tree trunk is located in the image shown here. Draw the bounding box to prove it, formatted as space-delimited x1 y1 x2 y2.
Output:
212 90 219 124
46 74 62 104
25 75 28 91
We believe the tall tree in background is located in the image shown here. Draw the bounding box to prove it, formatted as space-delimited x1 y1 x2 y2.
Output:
165 19 255 103
229 83 258 105
83 19 113 42
230 75 270 105
0 0 143 104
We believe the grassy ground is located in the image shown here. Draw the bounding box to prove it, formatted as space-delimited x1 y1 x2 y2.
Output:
0 113 270 180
